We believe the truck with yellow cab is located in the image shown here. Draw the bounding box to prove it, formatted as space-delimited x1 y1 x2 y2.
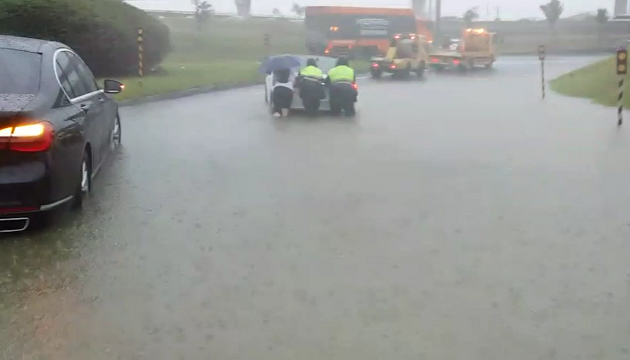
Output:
370 33 431 78
429 28 497 71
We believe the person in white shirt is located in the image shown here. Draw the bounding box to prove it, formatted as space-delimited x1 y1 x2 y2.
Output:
271 68 295 117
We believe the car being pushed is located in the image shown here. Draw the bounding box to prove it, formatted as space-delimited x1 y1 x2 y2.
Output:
264 54 357 113
0 35 123 233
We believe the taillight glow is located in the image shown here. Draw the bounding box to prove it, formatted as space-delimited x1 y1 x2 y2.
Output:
11 124 45 137
390 64 396 69
431 57 439 63
0 122 54 152
352 83 358 90
452 59 461 65
372 63 379 67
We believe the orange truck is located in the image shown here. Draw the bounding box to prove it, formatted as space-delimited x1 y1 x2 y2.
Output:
304 6 432 58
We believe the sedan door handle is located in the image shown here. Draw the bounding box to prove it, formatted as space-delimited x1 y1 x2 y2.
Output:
98 97 106 103
80 103 91 112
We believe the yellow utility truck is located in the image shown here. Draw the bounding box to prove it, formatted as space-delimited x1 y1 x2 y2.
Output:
370 33 431 78
429 28 497 71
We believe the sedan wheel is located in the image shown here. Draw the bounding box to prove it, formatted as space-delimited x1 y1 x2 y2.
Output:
111 116 122 149
72 150 91 210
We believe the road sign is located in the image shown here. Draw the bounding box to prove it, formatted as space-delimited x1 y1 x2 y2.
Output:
617 49 627 75
539 45 546 99
617 49 627 125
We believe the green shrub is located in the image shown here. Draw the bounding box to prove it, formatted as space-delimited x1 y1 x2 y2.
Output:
0 0 171 77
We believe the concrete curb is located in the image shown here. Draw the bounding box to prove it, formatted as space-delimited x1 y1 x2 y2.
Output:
117 71 370 107
118 80 264 107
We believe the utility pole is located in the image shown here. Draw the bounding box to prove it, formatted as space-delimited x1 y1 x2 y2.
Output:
435 0 441 43
496 6 500 20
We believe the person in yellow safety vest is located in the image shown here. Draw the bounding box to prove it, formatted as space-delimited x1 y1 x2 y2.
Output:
298 58 325 114
327 56 356 84
326 56 357 116
299 58 323 79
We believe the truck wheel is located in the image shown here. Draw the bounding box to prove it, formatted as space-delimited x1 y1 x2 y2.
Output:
416 62 426 78
485 57 494 69
404 65 411 78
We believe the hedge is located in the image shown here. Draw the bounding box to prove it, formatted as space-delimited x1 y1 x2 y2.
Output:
0 0 171 77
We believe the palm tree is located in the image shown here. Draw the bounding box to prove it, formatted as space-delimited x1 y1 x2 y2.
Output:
596 8 609 39
191 0 212 32
291 3 305 18
463 7 479 28
540 0 563 33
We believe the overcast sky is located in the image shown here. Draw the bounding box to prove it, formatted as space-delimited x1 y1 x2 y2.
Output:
127 0 617 19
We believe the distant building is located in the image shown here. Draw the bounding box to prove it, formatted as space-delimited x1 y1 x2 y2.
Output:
234 0 250 17
615 0 628 17
411 0 426 18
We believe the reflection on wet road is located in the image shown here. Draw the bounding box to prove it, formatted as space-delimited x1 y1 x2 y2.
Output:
2 56 630 359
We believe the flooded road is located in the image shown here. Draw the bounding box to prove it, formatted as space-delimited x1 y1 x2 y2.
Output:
2 55 630 359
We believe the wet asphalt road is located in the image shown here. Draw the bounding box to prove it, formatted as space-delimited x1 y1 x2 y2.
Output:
2 55 630 360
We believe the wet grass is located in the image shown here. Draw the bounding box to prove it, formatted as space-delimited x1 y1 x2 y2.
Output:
110 60 261 101
107 16 368 101
107 17 303 101
550 55 630 107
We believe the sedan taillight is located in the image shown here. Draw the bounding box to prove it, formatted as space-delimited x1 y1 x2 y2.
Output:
0 122 54 152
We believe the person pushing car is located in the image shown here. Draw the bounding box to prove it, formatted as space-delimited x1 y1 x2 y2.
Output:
297 58 325 115
326 56 357 116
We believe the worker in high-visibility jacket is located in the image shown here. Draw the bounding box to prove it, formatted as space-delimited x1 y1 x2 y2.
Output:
297 58 325 114
326 57 357 116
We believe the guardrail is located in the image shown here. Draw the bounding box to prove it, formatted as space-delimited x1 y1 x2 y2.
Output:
145 9 303 20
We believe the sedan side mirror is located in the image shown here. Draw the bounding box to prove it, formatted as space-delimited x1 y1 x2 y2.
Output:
103 79 123 94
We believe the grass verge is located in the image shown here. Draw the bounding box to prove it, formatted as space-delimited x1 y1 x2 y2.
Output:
550 56 628 107
106 16 368 101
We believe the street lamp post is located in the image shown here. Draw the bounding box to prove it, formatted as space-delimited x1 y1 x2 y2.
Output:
435 0 441 43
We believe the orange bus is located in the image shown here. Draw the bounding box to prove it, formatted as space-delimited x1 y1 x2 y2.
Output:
304 6 432 58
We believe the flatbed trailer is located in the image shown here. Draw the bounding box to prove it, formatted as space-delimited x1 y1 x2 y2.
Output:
428 49 494 71
428 28 496 71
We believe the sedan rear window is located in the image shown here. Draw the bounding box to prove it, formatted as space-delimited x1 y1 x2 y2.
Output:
0 48 41 94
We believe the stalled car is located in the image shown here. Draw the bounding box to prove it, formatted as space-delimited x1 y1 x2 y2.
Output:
264 55 356 113
0 35 123 233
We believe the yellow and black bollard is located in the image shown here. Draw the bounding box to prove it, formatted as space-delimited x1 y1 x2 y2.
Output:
538 45 545 99
264 33 270 54
138 28 144 87
616 48 627 126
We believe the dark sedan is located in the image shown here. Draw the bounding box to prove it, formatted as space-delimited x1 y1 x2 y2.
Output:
0 35 123 233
